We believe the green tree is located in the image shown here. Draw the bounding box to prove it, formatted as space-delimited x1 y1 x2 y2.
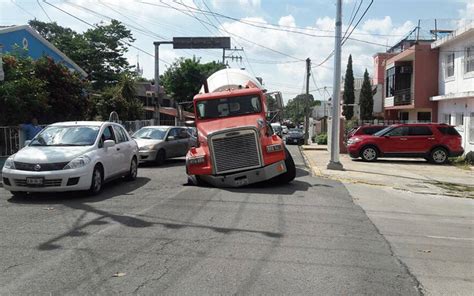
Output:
283 94 315 123
29 19 135 90
342 54 355 120
93 74 144 121
359 69 374 120
161 57 225 105
0 54 87 125
0 55 48 125
35 56 89 122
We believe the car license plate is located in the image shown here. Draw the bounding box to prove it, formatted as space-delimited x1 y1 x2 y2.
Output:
293 139 298 143
26 177 44 186
235 177 249 186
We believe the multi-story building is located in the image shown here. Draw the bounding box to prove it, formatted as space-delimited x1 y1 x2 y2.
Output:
430 23 474 154
374 42 439 122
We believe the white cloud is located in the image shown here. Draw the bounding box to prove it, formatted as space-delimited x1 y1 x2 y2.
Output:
362 16 393 34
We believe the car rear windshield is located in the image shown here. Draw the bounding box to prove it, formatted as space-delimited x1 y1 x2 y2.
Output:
133 127 168 140
30 126 100 146
196 95 261 119
437 126 460 136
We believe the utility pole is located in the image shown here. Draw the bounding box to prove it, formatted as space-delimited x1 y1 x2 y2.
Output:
304 58 311 145
327 0 344 170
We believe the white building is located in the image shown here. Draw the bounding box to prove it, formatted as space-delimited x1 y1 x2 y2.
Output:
341 77 383 120
431 23 474 154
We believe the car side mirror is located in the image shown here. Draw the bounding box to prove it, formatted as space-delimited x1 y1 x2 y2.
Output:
167 136 176 141
104 139 115 148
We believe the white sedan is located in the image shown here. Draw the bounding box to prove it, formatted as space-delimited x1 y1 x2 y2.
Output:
2 121 139 196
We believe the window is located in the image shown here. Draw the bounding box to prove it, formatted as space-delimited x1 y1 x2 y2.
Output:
385 67 395 97
386 126 409 136
113 126 128 143
443 113 451 124
196 95 262 119
167 128 180 140
455 113 464 126
399 112 409 121
438 126 461 136
409 126 433 136
99 126 115 148
417 112 431 122
465 46 474 73
445 53 455 77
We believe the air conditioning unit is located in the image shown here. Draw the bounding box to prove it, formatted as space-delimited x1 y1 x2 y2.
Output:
400 66 412 74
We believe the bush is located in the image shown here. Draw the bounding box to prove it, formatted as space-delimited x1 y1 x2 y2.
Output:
316 133 327 145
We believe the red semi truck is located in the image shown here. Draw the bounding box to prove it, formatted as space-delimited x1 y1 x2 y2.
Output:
186 69 296 187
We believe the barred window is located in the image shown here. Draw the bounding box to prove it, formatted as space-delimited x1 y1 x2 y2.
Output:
465 46 474 73
445 53 455 77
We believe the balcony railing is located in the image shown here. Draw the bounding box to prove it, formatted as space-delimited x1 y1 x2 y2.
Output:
394 88 412 106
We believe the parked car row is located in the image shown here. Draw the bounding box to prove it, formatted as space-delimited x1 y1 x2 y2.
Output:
1 122 196 197
346 123 464 164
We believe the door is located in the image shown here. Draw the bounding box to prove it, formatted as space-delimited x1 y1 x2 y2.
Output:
113 125 131 173
98 125 120 178
379 126 410 154
165 128 181 158
407 126 434 153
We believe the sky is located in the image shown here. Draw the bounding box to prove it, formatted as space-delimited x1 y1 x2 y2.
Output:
1 0 473 102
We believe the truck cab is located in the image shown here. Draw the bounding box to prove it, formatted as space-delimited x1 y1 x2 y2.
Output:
186 69 295 187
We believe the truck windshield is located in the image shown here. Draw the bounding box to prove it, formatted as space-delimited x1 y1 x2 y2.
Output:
196 95 262 119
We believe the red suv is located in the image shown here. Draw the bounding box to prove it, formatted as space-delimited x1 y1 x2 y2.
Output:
346 123 464 164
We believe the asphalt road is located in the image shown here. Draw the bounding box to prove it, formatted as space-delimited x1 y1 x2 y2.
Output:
0 146 421 295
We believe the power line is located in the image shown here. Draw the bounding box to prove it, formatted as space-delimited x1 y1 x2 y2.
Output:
171 0 399 46
342 0 374 46
173 1 407 38
201 0 256 76
11 0 36 18
148 0 305 61
42 0 171 65
342 0 363 41
37 0 52 22
313 0 374 69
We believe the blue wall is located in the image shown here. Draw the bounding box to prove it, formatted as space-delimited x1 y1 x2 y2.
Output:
0 28 79 72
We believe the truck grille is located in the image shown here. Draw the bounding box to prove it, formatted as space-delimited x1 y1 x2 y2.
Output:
211 130 261 174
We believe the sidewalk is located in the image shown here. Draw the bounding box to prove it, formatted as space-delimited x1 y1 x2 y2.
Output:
301 144 474 198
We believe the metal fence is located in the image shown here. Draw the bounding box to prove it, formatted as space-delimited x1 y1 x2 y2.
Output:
0 126 20 157
0 119 184 158
120 119 156 134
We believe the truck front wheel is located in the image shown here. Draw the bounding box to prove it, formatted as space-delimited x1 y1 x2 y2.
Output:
271 148 296 184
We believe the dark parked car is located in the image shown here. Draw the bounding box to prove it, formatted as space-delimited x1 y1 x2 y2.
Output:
346 123 464 164
285 130 304 145
347 125 387 139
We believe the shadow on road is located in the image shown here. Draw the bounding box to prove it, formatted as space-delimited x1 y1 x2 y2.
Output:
7 177 151 205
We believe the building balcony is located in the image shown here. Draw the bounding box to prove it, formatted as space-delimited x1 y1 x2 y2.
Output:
393 88 412 105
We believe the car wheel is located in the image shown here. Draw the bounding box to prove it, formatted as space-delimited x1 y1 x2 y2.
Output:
125 157 138 181
360 146 378 162
155 149 166 165
430 147 448 164
11 191 27 198
89 165 103 195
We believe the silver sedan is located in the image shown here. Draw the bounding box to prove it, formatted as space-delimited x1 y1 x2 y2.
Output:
133 126 195 165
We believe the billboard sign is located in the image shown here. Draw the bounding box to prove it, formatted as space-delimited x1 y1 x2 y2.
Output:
173 37 231 49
